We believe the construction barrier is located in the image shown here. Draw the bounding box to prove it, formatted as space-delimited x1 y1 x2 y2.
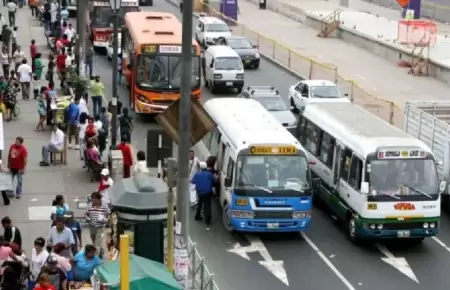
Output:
201 1 403 126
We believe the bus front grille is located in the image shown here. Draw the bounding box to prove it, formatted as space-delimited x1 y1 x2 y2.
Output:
253 211 292 219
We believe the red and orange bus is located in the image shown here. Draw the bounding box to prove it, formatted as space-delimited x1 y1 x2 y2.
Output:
88 0 139 52
121 12 202 114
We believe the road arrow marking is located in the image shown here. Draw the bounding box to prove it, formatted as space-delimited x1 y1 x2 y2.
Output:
227 236 289 286
375 244 419 283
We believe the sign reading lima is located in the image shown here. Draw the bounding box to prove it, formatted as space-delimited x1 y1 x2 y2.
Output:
249 145 297 155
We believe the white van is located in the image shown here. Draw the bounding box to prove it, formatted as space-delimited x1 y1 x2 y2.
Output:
203 45 244 94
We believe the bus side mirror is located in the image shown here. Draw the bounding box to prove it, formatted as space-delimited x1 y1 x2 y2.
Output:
224 177 232 187
440 180 447 194
360 182 369 194
209 61 214 68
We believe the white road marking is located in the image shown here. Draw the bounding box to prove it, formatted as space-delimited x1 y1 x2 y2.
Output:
375 244 419 283
227 236 289 286
301 232 357 290
431 236 450 254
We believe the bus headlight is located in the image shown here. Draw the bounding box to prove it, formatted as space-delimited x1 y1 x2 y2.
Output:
231 210 253 219
293 211 311 219
430 222 436 228
377 224 383 230
213 74 222 80
423 222 429 228
137 95 150 104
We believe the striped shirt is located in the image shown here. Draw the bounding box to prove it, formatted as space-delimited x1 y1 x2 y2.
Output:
85 203 110 228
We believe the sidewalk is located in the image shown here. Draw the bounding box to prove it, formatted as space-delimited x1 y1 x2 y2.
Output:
2 8 98 252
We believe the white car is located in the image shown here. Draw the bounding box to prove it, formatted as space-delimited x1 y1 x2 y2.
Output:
107 33 122 60
195 15 231 48
288 79 350 111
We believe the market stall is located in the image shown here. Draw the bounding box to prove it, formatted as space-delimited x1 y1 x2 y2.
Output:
92 254 182 290
51 96 72 131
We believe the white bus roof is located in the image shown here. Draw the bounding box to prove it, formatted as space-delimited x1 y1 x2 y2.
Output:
303 103 432 157
204 98 305 153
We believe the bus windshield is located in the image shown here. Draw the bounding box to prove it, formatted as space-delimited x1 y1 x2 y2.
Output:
369 159 439 199
92 7 135 27
136 54 201 91
235 155 311 195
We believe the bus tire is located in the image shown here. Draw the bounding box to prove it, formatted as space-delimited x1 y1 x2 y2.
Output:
346 215 360 244
222 203 234 232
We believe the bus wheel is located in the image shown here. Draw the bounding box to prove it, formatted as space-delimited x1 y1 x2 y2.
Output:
346 215 360 244
223 204 234 232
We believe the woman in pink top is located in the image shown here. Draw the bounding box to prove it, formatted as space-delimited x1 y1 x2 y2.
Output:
0 237 17 274
51 243 72 273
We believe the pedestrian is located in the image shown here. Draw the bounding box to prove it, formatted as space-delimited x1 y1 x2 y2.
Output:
78 112 88 160
191 162 217 228
0 15 5 41
43 5 51 33
0 161 10 205
1 25 10 49
64 23 75 42
50 243 72 272
1 216 21 248
46 54 55 83
6 0 16 26
0 235 17 261
97 168 113 205
11 26 16 53
133 150 149 173
7 136 27 199
56 48 66 86
34 53 44 80
17 58 32 100
90 76 104 116
63 211 82 256
99 106 109 138
1 265 22 290
40 124 65 167
30 0 39 17
67 96 80 149
47 216 75 258
36 87 47 131
36 258 67 290
118 107 133 143
30 39 36 72
12 45 24 71
51 194 69 221
116 135 132 178
1 47 9 78
3 80 17 121
188 149 200 206
72 245 101 282
84 43 94 78
50 0 58 36
85 191 110 256
30 237 50 283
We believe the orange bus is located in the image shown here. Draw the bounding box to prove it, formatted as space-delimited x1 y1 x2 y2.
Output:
122 12 202 114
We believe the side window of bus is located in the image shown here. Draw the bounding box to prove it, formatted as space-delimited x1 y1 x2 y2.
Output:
305 121 319 155
348 155 363 190
217 142 226 170
210 128 222 156
319 131 335 168
340 148 353 181
226 157 235 186
295 116 307 144
202 131 212 149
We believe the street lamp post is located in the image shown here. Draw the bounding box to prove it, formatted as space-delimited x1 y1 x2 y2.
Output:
109 0 122 149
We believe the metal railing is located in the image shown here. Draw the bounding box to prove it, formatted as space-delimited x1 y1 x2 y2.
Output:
200 1 402 126
187 237 220 290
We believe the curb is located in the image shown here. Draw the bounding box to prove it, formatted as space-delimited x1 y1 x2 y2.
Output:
163 0 307 80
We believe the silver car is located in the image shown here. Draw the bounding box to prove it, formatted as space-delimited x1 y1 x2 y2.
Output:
238 86 297 133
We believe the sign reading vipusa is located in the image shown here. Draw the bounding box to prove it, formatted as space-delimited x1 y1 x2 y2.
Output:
394 203 416 211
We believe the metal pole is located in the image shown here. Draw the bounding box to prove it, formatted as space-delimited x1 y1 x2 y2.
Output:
176 0 192 246
166 186 175 273
111 11 119 148
75 0 81 75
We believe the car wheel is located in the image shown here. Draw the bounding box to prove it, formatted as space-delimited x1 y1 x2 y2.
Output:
107 54 111 61
236 86 243 93
211 82 217 94
253 64 260 69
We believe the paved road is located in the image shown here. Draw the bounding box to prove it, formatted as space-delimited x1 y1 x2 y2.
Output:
83 1 450 290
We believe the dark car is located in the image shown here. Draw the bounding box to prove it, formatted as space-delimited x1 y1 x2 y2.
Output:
238 86 297 133
215 36 260 69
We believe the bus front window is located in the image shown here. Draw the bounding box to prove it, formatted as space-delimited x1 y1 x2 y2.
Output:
235 155 311 195
137 54 200 91
369 159 439 198
92 7 135 27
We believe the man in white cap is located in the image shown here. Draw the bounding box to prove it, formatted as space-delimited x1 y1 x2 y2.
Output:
191 161 217 229
97 168 113 205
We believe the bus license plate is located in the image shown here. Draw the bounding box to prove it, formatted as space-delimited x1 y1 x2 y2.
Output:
397 230 410 238
226 82 233 86
245 59 250 63
267 223 279 229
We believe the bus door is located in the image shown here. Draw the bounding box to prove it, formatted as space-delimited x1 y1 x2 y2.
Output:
130 53 137 110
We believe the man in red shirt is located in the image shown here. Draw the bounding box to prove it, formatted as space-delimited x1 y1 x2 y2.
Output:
116 135 133 178
30 39 36 73
7 136 27 199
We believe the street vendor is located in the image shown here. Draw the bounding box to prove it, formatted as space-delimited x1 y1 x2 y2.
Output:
71 244 101 282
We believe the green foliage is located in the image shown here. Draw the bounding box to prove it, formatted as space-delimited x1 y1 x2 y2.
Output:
67 70 90 95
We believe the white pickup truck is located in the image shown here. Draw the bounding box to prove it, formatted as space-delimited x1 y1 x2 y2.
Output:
404 101 450 209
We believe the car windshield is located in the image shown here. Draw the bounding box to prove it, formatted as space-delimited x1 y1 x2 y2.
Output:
205 23 229 32
136 54 201 90
254 96 288 111
310 85 344 98
227 38 252 49
235 155 311 195
369 159 439 199
92 7 135 27
215 57 242 70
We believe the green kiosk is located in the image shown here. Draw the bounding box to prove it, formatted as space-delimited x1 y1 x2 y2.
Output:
107 172 171 264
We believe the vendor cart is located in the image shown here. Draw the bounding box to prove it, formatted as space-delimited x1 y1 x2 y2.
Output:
52 96 72 132
92 254 182 290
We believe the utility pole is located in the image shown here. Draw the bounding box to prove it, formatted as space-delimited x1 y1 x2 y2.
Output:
166 158 177 273
110 0 121 148
75 0 82 75
176 0 192 246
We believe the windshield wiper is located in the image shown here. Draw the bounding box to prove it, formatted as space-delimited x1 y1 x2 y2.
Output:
402 184 432 199
239 183 273 193
372 191 401 200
